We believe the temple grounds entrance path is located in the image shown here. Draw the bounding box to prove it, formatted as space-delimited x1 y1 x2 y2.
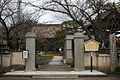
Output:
37 56 72 71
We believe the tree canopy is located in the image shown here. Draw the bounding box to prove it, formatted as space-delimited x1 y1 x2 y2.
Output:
29 0 120 48
0 0 39 49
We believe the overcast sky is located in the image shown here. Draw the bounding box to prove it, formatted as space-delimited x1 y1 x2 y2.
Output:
22 0 120 24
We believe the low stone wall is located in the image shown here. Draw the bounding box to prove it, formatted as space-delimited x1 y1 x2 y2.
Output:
84 53 98 69
98 54 110 72
0 52 120 72
0 52 25 67
11 52 25 66
2 54 11 67
84 53 120 72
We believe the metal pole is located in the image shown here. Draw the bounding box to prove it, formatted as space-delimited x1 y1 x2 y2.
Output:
90 51 93 72
25 58 26 71
10 51 13 69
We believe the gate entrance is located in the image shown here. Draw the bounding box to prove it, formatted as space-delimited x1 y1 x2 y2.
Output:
25 32 85 71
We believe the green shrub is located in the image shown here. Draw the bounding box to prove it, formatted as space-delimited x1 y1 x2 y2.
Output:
115 67 120 73
40 56 53 59
37 62 46 65
0 71 6 75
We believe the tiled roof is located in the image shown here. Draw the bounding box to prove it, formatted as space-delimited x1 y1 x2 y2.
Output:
32 24 61 38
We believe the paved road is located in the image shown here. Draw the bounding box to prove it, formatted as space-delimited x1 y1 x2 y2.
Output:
0 76 120 80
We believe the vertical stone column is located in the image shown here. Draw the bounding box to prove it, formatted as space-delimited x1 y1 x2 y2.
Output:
74 32 85 71
64 34 74 63
109 34 117 72
25 32 37 71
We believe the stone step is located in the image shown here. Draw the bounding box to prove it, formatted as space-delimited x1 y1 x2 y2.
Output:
38 68 72 71
37 64 72 71
3 70 107 77
32 75 78 79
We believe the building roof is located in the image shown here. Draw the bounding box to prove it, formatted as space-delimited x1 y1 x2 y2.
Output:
32 24 61 38
84 39 100 44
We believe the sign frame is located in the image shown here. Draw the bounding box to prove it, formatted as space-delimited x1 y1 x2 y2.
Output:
84 39 100 52
84 39 100 72
22 50 29 59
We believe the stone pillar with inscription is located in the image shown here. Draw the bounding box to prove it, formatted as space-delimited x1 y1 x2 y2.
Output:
74 32 85 71
109 34 117 72
25 32 36 71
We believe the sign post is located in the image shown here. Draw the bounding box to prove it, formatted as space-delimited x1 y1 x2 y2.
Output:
84 39 100 72
90 51 93 72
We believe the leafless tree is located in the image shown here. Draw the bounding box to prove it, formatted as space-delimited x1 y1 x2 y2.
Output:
0 0 23 48
0 0 42 49
28 0 120 47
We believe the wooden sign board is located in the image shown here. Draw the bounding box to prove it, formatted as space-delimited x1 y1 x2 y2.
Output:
84 39 100 51
22 50 29 59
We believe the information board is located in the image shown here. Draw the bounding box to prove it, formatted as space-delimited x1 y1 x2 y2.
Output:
22 50 29 59
84 39 100 51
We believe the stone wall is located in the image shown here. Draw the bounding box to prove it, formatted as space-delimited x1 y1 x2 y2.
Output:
84 53 120 72
84 53 112 72
98 54 111 72
84 53 98 68
11 52 25 65
0 52 25 67
0 52 120 72
2 54 11 67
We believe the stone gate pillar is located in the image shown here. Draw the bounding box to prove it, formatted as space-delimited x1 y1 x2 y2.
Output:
64 34 74 63
25 32 37 71
74 32 85 71
109 34 117 72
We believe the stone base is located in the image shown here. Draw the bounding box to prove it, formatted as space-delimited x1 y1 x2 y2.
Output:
74 68 85 71
25 68 36 71
66 59 73 64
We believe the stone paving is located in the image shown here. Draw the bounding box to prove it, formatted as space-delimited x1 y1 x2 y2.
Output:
37 56 72 71
0 76 120 80
4 70 105 76
48 56 63 65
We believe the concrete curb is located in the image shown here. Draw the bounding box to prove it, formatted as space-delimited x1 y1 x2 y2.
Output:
2 70 107 78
